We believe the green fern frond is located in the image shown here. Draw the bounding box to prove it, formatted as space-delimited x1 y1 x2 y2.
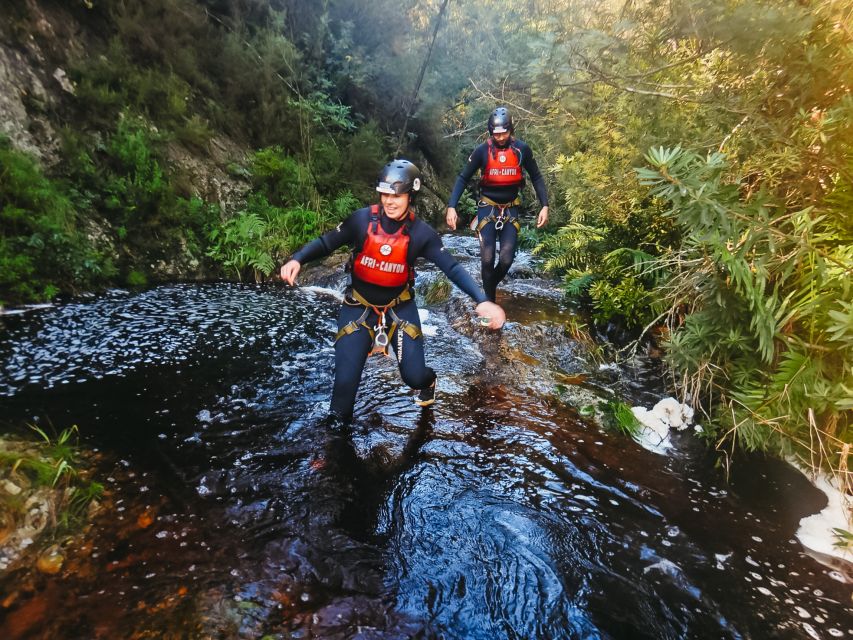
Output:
563 271 597 298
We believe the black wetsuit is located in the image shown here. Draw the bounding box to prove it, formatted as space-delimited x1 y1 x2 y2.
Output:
448 138 548 301
291 206 487 421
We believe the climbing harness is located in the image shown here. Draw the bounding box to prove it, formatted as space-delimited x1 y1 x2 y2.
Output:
334 287 422 362
472 196 522 235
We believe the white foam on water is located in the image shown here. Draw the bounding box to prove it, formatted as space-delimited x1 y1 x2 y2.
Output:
643 558 682 577
715 552 732 570
301 285 345 301
0 303 55 316
630 397 695 454
790 466 853 567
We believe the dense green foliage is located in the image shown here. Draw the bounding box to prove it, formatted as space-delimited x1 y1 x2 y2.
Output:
1 0 395 303
0 137 114 303
641 146 851 467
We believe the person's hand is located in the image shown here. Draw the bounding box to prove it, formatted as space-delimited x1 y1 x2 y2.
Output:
280 259 301 286
536 206 549 229
446 207 458 231
475 301 506 330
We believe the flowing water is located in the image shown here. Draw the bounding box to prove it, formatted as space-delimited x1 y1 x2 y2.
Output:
0 236 850 639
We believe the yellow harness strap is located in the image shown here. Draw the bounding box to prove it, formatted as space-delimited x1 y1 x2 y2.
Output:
334 306 374 342
333 288 421 352
474 197 522 234
346 287 413 309
387 310 423 341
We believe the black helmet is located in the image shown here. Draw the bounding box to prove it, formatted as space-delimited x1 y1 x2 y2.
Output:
487 107 513 134
376 159 422 195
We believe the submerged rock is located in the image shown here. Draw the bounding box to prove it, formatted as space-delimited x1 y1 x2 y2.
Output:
36 544 64 574
0 436 102 576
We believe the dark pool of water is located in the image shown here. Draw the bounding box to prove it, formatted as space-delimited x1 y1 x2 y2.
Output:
1 240 850 639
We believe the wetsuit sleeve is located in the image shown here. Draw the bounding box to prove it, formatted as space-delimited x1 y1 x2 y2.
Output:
521 143 549 207
290 210 360 264
447 145 487 208
420 227 488 304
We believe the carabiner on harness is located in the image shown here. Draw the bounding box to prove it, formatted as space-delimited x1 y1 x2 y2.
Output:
373 328 389 349
370 308 391 356
494 212 506 231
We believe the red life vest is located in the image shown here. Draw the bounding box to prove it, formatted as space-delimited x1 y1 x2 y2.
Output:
479 138 523 188
352 205 414 287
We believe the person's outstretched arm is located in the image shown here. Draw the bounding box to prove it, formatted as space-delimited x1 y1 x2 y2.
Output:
280 210 361 285
421 228 505 329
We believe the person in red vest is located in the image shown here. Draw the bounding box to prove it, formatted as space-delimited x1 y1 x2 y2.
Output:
280 159 505 422
445 106 549 301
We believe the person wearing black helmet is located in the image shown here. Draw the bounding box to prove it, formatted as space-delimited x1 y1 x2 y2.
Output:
445 106 549 301
280 159 505 422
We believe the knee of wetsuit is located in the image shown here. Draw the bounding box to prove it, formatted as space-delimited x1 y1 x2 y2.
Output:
497 250 516 270
480 246 496 266
400 367 435 391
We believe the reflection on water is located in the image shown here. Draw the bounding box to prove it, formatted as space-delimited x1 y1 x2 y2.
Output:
1 242 850 639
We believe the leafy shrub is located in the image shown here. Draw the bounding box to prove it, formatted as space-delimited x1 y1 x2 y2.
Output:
100 117 169 232
206 193 324 281
0 138 112 304
338 122 390 201
454 194 478 230
250 147 317 206
589 277 656 329
277 205 323 253
638 146 852 467
175 114 213 151
517 226 543 251
534 222 607 273
533 218 668 327
326 191 361 224
207 207 275 281
72 38 193 130
126 270 148 287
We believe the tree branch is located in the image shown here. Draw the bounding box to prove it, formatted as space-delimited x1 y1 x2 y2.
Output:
624 46 721 80
467 78 542 118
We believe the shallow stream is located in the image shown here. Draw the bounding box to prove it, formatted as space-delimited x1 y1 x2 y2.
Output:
0 237 850 639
